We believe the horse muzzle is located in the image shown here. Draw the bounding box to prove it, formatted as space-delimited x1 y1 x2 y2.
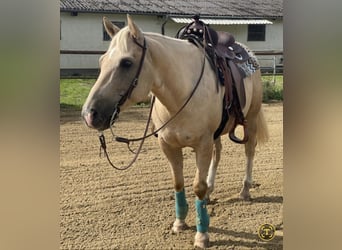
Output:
82 108 110 131
81 103 121 131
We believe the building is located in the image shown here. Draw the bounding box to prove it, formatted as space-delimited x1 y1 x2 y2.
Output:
60 0 283 77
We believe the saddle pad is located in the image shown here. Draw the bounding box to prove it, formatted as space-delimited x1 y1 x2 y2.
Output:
235 42 260 77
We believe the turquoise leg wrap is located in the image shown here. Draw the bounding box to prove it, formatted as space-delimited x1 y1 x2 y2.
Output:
195 199 210 233
175 189 188 220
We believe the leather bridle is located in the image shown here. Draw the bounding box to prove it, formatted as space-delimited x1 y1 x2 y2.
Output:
107 36 147 127
99 33 206 171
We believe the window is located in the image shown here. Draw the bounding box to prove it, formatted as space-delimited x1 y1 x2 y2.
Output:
247 24 266 41
103 21 125 41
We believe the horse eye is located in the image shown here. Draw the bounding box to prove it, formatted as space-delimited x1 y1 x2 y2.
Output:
120 59 133 68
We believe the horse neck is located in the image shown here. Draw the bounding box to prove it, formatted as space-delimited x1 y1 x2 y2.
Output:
145 34 204 112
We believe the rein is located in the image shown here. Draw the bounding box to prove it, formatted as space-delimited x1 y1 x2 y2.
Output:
99 33 207 171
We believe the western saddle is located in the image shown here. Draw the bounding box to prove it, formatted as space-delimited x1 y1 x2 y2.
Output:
176 15 251 144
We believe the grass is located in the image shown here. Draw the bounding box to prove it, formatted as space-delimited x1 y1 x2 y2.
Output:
60 79 96 110
60 75 283 109
261 75 283 102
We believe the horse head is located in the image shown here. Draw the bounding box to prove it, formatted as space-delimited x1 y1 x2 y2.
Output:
82 15 152 131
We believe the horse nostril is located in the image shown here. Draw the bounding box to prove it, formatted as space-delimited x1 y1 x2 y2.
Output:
90 108 98 119
83 108 99 128
82 106 108 130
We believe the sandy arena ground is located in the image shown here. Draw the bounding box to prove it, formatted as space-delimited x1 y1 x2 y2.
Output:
60 103 283 249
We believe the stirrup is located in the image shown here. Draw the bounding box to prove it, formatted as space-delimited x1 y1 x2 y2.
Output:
229 120 249 144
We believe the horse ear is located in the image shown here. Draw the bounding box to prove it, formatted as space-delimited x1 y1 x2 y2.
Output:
103 16 120 38
127 14 143 40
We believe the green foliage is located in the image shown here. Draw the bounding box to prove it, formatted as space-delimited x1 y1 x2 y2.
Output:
60 78 150 110
262 75 283 102
60 75 283 110
60 79 95 110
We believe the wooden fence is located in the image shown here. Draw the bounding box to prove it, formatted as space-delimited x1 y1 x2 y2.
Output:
60 50 283 78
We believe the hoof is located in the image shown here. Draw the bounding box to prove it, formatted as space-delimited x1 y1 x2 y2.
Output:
194 232 209 249
239 190 251 201
172 219 188 233
239 181 252 201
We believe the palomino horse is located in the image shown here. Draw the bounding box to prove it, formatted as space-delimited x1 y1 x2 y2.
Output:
82 15 268 248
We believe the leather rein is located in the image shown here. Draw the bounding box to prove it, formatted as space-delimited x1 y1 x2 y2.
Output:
99 34 206 171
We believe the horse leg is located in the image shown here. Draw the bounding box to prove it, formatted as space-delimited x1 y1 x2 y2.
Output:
158 138 188 233
206 137 222 201
240 118 257 200
193 139 213 248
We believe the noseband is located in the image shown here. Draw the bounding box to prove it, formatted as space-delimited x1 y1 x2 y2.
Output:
109 36 147 125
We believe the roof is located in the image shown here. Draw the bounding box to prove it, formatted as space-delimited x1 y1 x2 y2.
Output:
60 0 283 18
171 18 273 25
